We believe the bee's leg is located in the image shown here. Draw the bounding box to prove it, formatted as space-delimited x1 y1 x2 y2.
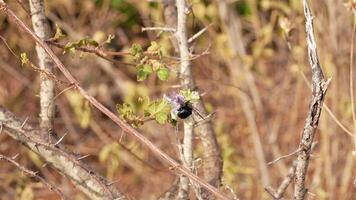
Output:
193 112 215 127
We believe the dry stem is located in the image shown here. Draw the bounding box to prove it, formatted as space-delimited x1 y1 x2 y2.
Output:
293 1 331 199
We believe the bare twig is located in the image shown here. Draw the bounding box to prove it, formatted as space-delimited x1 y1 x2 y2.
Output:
0 2 230 199
293 1 331 199
266 161 297 199
141 26 176 32
266 142 317 199
267 148 301 166
0 106 126 200
47 40 135 66
0 154 66 200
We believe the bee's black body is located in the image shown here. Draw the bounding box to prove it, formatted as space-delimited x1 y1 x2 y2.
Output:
177 102 193 119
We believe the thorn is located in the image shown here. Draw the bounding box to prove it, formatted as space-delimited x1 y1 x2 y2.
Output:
34 143 40 152
42 162 49 168
20 117 28 128
188 23 213 43
11 153 19 159
107 179 120 186
119 130 124 143
54 132 67 146
76 154 90 161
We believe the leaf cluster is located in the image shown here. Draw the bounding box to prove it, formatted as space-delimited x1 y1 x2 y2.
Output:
130 42 170 81
116 98 171 127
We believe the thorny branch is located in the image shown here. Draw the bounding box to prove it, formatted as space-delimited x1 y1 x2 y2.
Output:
0 106 126 200
0 2 230 200
0 154 66 200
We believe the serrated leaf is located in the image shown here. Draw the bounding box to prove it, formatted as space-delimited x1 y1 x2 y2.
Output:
130 43 143 57
155 112 168 124
157 67 169 80
116 103 134 119
145 99 170 124
180 89 200 103
63 37 99 55
137 64 153 81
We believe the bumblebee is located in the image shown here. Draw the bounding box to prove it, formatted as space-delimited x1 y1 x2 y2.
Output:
177 101 193 119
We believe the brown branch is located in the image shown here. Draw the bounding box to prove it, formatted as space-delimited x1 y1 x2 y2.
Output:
0 106 126 200
0 2 230 200
293 1 331 199
46 40 135 66
0 154 66 200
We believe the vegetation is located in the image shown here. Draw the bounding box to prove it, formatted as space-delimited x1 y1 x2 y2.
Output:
0 0 355 199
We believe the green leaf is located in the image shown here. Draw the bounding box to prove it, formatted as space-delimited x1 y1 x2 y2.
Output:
147 41 160 53
180 89 200 103
157 67 169 81
63 43 76 54
20 53 29 66
130 43 143 57
77 38 99 47
147 41 163 57
53 24 65 40
116 103 134 119
63 37 99 54
155 112 168 124
145 99 170 124
137 64 153 81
